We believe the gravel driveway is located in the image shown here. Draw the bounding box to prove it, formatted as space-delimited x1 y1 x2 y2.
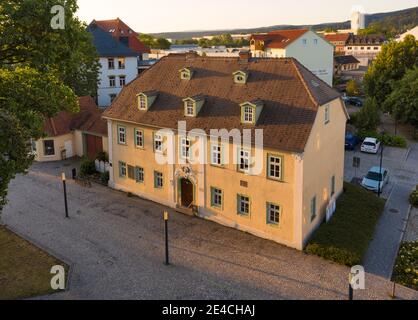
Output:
2 165 418 300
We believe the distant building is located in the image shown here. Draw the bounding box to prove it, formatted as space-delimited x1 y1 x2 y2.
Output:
324 33 350 53
344 34 386 66
87 18 150 108
250 29 334 85
397 25 418 42
351 10 366 34
33 96 108 162
334 55 360 75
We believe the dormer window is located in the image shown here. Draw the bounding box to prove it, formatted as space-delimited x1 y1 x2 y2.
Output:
137 91 158 111
233 70 249 84
179 68 194 80
240 100 264 125
183 95 205 117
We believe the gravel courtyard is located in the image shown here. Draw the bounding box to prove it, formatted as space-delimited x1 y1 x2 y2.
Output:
2 164 418 300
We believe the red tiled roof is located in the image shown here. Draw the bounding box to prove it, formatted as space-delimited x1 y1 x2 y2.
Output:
103 54 341 153
93 18 150 54
324 33 350 43
43 96 107 137
252 29 309 49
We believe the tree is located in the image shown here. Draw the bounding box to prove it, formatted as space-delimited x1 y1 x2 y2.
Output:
353 97 380 132
0 0 98 211
346 79 360 96
138 34 171 49
383 67 418 129
364 35 418 105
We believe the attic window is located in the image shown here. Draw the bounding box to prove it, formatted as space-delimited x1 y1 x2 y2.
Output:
139 95 147 110
243 106 254 123
185 100 194 116
179 68 193 80
233 71 248 84
137 91 158 111
240 100 264 125
183 95 205 117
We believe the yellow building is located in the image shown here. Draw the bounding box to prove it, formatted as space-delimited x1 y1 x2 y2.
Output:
103 52 348 250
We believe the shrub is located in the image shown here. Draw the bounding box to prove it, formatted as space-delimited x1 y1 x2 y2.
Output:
79 158 96 177
392 241 418 291
96 151 109 162
353 98 380 132
356 131 407 148
100 171 109 185
410 187 418 207
305 183 385 266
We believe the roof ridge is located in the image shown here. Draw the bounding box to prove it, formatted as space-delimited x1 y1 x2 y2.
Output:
290 59 319 107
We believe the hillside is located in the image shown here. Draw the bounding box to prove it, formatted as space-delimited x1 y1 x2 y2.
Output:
151 6 418 40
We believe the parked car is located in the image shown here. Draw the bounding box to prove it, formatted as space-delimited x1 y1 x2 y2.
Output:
361 167 390 193
361 137 381 154
347 97 363 107
345 133 359 150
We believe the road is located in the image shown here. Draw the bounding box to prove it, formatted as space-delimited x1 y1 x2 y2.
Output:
2 163 417 300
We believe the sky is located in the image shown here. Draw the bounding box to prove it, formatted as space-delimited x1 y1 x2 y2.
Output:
76 0 417 34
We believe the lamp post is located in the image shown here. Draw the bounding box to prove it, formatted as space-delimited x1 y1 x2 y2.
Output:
62 172 69 218
377 142 384 198
164 211 169 265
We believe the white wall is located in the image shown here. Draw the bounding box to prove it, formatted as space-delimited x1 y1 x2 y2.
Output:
97 56 138 108
285 31 334 86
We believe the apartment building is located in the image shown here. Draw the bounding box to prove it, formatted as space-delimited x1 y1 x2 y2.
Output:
102 52 348 250
250 29 334 86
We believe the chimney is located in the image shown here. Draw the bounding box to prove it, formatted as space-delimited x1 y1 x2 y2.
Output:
186 51 199 61
239 50 251 62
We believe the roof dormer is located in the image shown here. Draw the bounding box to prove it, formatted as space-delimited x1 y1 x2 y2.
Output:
183 95 205 117
179 68 194 80
233 70 249 84
137 90 158 111
240 100 264 125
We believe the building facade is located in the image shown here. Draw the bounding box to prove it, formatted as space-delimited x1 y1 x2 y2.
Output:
250 29 334 86
103 53 347 250
334 55 360 75
344 34 386 65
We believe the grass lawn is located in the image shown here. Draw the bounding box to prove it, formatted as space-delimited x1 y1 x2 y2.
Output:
0 225 68 300
306 182 386 266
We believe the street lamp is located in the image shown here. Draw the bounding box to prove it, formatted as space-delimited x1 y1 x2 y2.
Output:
62 172 69 218
377 136 384 198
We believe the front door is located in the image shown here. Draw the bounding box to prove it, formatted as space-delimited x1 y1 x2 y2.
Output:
85 134 103 160
64 140 73 158
180 179 194 208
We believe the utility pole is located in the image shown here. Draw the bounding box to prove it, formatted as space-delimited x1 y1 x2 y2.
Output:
378 144 384 198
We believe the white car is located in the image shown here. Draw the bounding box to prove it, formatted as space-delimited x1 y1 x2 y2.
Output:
361 137 381 154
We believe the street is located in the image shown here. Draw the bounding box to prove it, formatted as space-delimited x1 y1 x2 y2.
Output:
2 161 417 300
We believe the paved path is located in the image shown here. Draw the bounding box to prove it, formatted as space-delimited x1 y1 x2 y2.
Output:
2 169 418 300
363 183 413 279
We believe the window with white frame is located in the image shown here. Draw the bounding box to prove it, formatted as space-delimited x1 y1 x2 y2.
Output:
180 137 191 160
325 104 330 124
211 143 222 166
119 75 126 87
154 133 163 153
238 149 250 172
119 161 127 178
109 76 116 87
135 166 144 183
138 95 147 110
243 106 254 123
185 100 194 116
237 195 250 216
154 171 163 188
268 155 282 180
118 126 126 144
211 187 223 208
135 129 144 148
267 203 281 225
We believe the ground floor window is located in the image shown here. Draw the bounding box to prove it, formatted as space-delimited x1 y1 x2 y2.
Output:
267 203 281 225
211 187 223 209
43 140 55 156
154 171 163 188
119 161 127 178
135 167 144 183
237 194 250 216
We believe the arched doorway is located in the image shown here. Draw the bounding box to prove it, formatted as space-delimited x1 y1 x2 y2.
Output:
179 178 194 209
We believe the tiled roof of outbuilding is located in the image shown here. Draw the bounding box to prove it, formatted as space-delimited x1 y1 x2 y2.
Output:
103 54 341 153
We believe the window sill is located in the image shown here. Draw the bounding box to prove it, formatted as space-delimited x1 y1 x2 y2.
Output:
267 176 284 183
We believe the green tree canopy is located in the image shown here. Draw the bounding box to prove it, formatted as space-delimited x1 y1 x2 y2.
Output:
363 35 418 105
383 67 418 129
138 34 171 49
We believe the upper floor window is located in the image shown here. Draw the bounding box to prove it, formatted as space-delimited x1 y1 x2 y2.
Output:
267 203 281 225
211 143 222 166
109 76 116 87
118 58 125 69
268 155 283 181
185 100 194 116
135 129 144 148
110 93 117 103
119 75 126 87
313 39 318 45
118 125 126 145
180 137 191 160
243 106 254 124
238 149 250 173
154 133 163 153
108 58 115 69
302 39 307 45
324 104 330 124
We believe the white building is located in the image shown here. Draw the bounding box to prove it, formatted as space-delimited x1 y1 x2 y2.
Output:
250 29 334 86
397 26 418 42
351 11 366 34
